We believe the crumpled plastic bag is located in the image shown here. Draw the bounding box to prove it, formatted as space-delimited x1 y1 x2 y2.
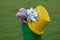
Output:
16 8 28 24
27 7 38 22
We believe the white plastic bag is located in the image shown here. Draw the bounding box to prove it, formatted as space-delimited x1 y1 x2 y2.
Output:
27 7 38 22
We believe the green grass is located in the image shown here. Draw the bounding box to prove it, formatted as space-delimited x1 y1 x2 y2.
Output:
0 0 60 40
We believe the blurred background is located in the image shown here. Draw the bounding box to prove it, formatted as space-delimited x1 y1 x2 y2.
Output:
0 0 60 40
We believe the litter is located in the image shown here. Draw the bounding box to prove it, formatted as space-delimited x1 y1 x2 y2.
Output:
16 7 38 23
27 7 38 22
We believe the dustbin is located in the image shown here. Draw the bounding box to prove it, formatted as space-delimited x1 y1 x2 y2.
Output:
21 5 50 40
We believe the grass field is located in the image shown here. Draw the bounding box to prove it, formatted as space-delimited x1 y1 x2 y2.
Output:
0 0 60 40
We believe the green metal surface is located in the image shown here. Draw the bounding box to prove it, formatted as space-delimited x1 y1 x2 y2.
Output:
22 24 41 40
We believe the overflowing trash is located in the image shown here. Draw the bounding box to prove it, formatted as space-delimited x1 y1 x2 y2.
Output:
16 7 38 24
27 7 38 22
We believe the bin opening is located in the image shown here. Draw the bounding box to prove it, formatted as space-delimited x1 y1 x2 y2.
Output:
28 5 50 35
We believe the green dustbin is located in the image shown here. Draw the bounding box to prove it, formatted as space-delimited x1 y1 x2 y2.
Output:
22 24 41 40
20 5 50 40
